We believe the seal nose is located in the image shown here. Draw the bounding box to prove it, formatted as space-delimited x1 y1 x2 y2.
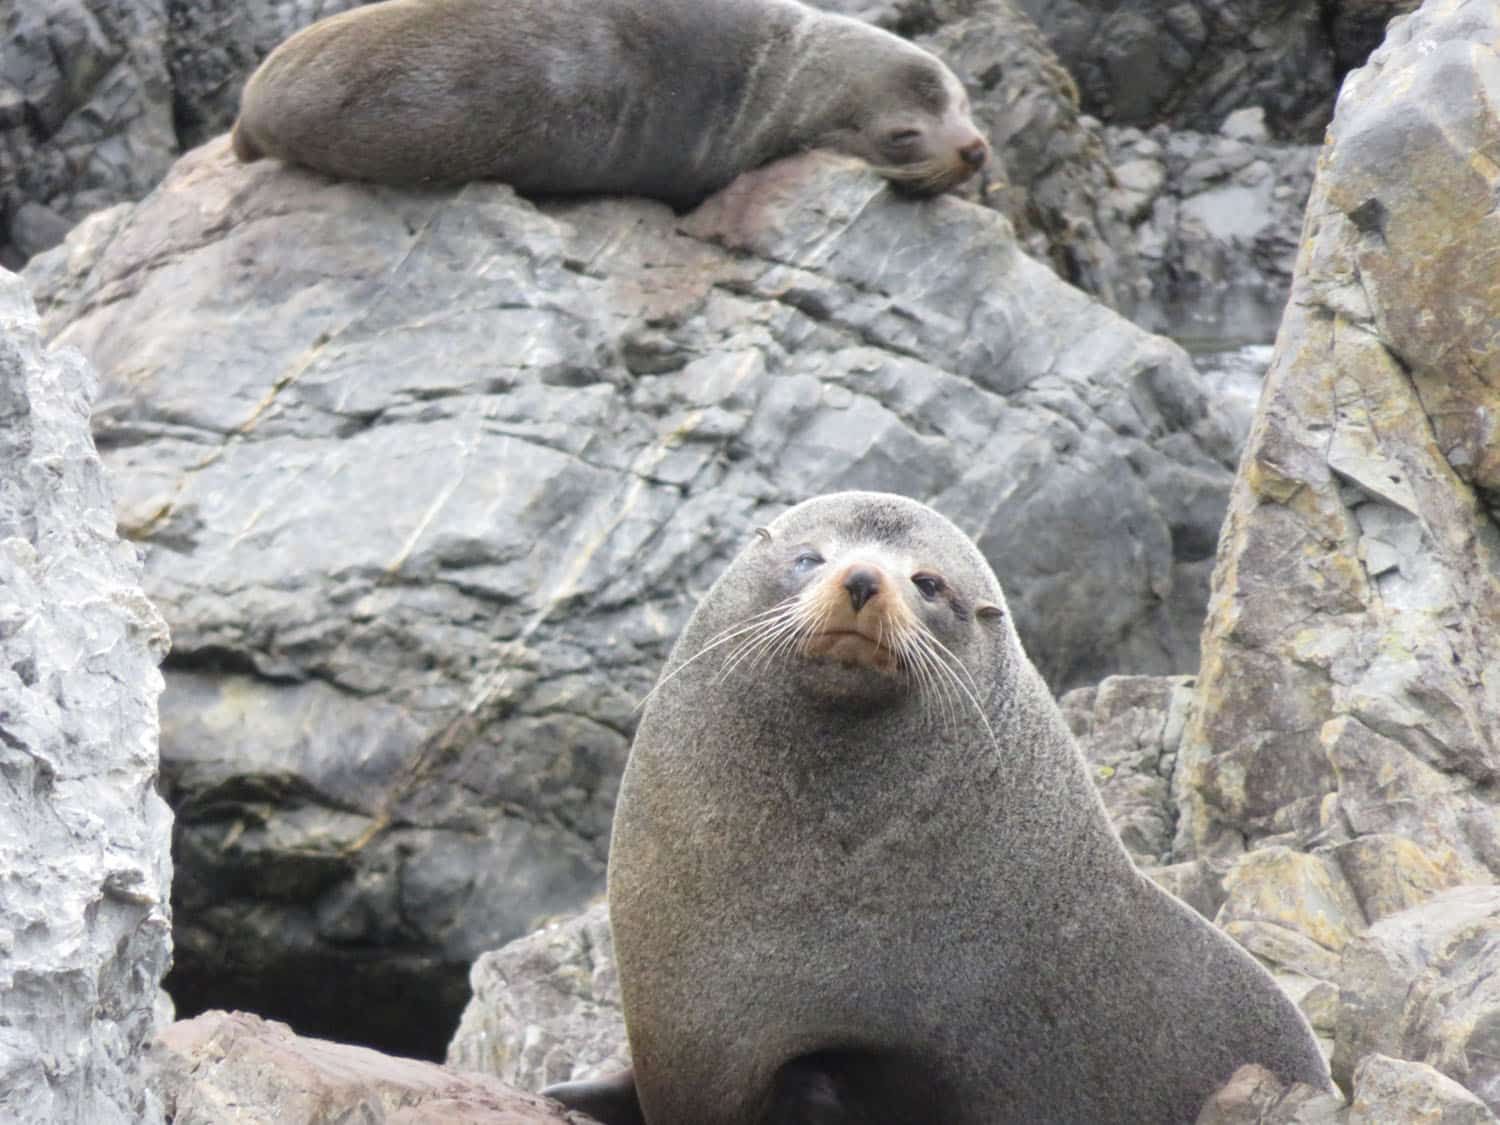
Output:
959 138 988 168
844 567 881 612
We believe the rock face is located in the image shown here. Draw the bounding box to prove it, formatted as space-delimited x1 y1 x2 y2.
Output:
0 0 177 268
23 138 1234 1055
153 1010 593 1124
1016 0 1417 140
1102 112 1319 342
0 267 173 1123
1178 0 1500 884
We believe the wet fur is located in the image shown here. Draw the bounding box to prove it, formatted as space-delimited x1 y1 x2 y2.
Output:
232 0 986 208
581 492 1330 1125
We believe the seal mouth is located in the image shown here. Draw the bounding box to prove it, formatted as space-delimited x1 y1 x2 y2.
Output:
804 628 896 672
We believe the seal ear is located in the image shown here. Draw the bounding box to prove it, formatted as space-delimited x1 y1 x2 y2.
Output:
977 603 1004 622
754 527 773 543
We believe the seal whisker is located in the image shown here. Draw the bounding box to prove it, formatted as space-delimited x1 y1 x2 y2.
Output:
720 605 810 681
635 598 800 711
898 624 963 735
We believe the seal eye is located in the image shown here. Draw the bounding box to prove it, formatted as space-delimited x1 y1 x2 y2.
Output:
885 127 922 148
912 572 945 600
793 550 824 573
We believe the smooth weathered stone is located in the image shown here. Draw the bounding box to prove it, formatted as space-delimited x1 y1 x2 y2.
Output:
1177 0 1500 889
25 139 1235 1054
151 1010 594 1124
0 266 173 1124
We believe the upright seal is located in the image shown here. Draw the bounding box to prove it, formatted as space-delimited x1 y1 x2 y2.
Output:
550 491 1330 1124
231 0 989 207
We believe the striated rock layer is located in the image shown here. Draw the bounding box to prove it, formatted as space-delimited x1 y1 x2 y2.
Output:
0 266 173 1123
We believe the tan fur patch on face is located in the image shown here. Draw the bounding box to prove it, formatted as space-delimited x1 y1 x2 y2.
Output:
798 560 917 674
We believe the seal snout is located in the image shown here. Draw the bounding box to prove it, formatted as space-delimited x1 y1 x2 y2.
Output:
843 566 882 612
958 138 988 169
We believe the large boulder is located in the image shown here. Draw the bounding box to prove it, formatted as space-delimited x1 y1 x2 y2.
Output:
0 266 173 1123
24 139 1236 1055
1176 0 1500 879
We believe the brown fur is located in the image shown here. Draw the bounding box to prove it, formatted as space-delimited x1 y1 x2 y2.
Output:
232 0 988 208
554 492 1331 1125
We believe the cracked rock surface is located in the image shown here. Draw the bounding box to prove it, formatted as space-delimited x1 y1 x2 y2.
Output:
0 266 173 1124
24 138 1235 1055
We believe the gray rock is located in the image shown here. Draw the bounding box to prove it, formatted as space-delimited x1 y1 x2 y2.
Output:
1061 673 1193 865
1015 0 1407 141
447 903 626 1093
1195 1063 1346 1125
1102 123 1319 342
151 1009 595 1124
24 139 1235 1054
1176 0 1500 884
1347 1054 1498 1124
0 0 177 269
0 266 173 1123
1333 885 1500 1109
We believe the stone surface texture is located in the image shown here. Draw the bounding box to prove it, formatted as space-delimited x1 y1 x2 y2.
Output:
1102 114 1319 342
1168 0 1500 1110
152 1010 596 1124
0 266 173 1123
1178 0 1500 887
23 137 1235 1053
447 904 627 1094
1017 0 1417 140
0 0 177 268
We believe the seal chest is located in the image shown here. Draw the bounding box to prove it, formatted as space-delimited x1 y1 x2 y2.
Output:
551 492 1332 1125
231 0 990 207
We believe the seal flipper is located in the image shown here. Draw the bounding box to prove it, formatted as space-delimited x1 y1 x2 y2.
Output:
768 1049 945 1124
541 1067 645 1125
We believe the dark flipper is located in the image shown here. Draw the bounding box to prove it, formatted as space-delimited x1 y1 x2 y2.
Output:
542 1067 646 1125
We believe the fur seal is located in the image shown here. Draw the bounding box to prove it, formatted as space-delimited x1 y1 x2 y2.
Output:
231 0 989 208
546 492 1330 1124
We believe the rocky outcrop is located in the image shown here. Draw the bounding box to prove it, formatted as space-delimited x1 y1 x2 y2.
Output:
1016 0 1417 140
23 137 1234 1055
0 0 177 268
0 266 173 1123
1103 109 1319 342
152 1010 593 1124
1178 0 1500 879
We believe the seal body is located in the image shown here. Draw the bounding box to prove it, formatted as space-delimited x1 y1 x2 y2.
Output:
231 0 989 207
586 492 1330 1124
